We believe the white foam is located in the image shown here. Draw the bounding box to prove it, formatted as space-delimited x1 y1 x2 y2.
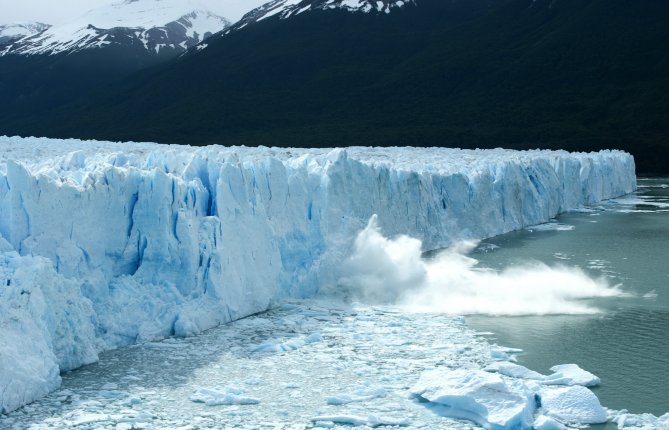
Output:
340 216 625 315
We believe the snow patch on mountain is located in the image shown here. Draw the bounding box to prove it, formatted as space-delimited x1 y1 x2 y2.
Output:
0 22 50 44
0 0 229 56
225 0 415 34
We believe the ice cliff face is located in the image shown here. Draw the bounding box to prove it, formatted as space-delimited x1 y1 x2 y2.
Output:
0 136 636 413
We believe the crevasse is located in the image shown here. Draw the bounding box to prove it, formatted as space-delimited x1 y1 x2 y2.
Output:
0 136 636 414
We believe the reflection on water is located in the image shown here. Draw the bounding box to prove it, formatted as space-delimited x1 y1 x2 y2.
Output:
468 178 669 418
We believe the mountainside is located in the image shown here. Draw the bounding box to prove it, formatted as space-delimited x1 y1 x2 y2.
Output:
0 0 229 56
0 22 50 44
0 0 230 125
3 0 669 174
223 0 414 33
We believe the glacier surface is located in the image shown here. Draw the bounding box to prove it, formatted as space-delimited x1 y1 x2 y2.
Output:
0 136 636 414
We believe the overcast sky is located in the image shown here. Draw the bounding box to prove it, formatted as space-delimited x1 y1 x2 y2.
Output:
0 0 264 25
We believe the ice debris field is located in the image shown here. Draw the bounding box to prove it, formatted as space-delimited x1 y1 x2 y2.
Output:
0 136 652 429
3 301 667 430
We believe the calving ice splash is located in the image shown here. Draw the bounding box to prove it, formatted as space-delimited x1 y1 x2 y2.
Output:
341 215 624 315
0 136 637 418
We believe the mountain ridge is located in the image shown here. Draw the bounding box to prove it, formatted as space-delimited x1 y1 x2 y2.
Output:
223 0 416 35
2 0 668 174
0 22 51 45
0 0 233 128
0 0 230 57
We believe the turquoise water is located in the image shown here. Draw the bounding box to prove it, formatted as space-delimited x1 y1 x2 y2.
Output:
468 178 669 419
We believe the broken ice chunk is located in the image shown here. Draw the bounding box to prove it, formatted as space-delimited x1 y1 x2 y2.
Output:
485 362 544 380
310 415 409 427
410 368 536 429
610 411 669 428
189 387 259 406
533 415 568 430
540 385 607 424
541 364 600 387
325 386 387 405
252 332 322 353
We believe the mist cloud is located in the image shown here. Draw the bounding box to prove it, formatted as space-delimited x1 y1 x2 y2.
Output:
339 215 625 315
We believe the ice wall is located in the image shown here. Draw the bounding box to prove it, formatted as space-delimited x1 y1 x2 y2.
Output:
0 136 636 413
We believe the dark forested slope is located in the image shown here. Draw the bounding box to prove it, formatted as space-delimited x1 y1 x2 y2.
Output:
3 0 668 173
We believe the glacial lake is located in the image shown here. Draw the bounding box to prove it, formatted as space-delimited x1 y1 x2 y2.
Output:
469 177 669 420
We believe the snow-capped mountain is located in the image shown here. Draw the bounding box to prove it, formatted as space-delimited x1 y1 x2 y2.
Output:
0 22 50 44
226 0 415 33
2 0 668 178
0 0 230 56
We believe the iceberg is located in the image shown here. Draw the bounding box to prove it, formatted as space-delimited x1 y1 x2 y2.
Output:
485 362 545 380
533 415 568 430
410 367 608 429
610 411 669 429
410 368 537 429
0 136 636 413
541 364 601 387
540 386 608 424
486 362 601 387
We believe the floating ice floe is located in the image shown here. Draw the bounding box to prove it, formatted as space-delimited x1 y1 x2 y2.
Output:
540 364 601 387
325 386 387 405
189 387 260 406
490 347 523 361
533 415 568 430
411 364 609 429
410 368 537 430
610 410 669 429
252 332 323 353
527 222 575 232
310 414 410 427
486 362 600 387
63 412 111 427
485 362 545 380
539 385 607 424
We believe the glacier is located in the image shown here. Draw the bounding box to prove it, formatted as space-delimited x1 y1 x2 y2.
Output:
0 135 636 414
